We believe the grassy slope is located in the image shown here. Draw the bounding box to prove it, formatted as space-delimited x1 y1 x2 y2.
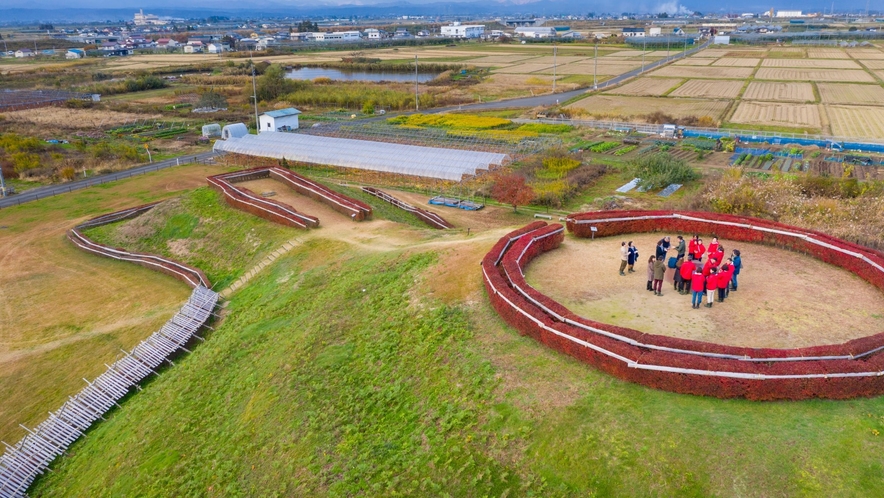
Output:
83 188 293 290
29 232 884 497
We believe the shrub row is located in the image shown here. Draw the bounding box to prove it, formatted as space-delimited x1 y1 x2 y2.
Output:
483 214 884 400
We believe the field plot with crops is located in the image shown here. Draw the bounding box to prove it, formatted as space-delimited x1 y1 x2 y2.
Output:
669 79 743 99
818 83 884 105
650 65 755 79
566 95 728 120
711 58 761 67
761 59 863 69
827 105 884 138
742 81 815 102
755 68 875 82
605 77 681 96
730 102 822 128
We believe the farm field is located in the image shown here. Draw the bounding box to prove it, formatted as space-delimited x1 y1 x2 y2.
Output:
827 105 884 138
650 65 755 79
806 48 852 59
818 83 884 105
566 95 729 120
711 58 761 67
10 169 884 497
557 62 641 76
730 101 822 128
673 58 715 66
604 77 681 96
2 107 162 129
755 68 876 83
761 59 863 69
861 60 884 69
742 81 815 102
668 79 744 99
0 164 231 444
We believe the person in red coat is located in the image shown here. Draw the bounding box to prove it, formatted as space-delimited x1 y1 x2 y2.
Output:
717 263 730 302
679 258 695 295
721 258 735 297
690 267 705 308
711 244 725 265
691 238 706 262
708 237 720 256
705 268 718 308
702 257 718 276
688 235 699 260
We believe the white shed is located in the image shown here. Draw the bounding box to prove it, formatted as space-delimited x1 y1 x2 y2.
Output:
259 108 301 132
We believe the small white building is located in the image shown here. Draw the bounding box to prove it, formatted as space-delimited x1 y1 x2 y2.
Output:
66 49 85 59
364 28 386 39
776 10 802 17
207 43 229 54
312 31 362 41
259 108 301 132
713 35 731 45
15 49 35 58
649 27 662 36
622 28 646 37
514 27 556 38
441 23 485 39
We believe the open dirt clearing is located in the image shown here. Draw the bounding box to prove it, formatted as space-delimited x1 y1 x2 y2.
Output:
711 58 761 67
818 83 884 105
605 77 682 96
0 164 230 444
650 65 755 79
567 95 728 120
525 233 884 349
827 105 884 139
742 81 815 102
668 79 744 99
761 59 863 69
730 101 821 128
2 107 161 129
755 67 875 83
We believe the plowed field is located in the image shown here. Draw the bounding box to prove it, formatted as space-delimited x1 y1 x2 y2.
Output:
668 79 744 98
566 95 728 120
606 77 682 96
650 65 754 79
755 68 875 82
761 59 863 69
818 83 884 104
742 81 815 102
827 105 884 138
711 58 760 67
730 102 821 128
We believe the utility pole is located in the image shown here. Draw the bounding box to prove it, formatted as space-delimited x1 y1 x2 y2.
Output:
593 41 598 90
414 55 419 111
0 164 6 197
552 41 557 93
641 38 646 73
251 63 260 133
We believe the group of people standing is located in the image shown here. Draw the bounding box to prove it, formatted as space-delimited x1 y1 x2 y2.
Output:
619 234 743 309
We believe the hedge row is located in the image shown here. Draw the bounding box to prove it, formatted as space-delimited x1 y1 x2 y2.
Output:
69 203 211 289
483 214 884 400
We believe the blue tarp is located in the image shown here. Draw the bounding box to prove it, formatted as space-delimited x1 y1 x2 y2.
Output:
682 129 884 154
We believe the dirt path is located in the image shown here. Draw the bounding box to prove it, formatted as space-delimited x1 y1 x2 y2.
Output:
526 233 884 349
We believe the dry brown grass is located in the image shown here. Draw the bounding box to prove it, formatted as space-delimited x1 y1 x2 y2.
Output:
711 58 761 67
818 83 884 104
2 107 161 129
668 79 743 99
761 59 863 69
806 48 851 59
673 58 716 66
730 101 821 128
742 81 815 102
0 164 230 444
860 60 884 69
827 105 884 138
605 77 682 96
565 95 728 120
755 68 875 83
650 65 755 79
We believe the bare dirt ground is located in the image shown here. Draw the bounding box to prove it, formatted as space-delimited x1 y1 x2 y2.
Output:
0 164 231 443
525 233 884 349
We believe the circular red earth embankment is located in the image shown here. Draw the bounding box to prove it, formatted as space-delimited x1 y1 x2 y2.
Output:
482 211 884 400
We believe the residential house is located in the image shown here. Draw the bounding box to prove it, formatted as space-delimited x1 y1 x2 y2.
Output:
364 28 387 39
15 49 35 58
184 41 203 53
155 38 180 49
622 27 646 37
207 43 230 54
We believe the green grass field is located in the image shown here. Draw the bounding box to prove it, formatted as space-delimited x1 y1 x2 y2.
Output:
26 196 884 497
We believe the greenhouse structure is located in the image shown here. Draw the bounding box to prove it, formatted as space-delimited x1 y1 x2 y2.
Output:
213 133 509 181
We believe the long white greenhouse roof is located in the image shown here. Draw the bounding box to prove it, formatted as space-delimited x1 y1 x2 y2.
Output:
213 132 509 181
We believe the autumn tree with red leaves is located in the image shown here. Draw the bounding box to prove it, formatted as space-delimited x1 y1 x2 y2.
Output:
491 174 534 212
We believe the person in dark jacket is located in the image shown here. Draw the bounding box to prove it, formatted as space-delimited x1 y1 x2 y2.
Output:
674 235 686 259
627 241 639 273
731 249 742 291
655 236 671 259
619 241 628 275
653 256 667 296
673 255 685 292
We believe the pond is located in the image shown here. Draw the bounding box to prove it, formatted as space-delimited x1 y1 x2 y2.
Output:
286 67 441 83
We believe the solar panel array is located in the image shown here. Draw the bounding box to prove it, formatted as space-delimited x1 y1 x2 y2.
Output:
0 286 218 498
213 132 509 181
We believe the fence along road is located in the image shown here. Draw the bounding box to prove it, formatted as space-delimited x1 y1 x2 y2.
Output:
0 151 217 210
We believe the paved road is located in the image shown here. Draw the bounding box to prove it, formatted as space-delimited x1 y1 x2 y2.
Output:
448 39 712 111
0 151 217 209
